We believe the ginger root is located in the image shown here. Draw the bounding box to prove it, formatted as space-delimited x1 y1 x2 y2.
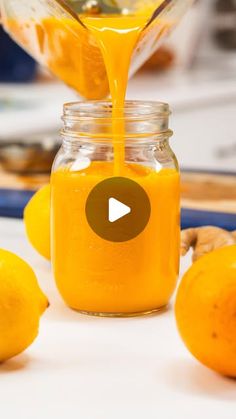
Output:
181 226 236 262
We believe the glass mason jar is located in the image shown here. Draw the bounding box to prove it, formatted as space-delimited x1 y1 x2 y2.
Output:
51 101 180 317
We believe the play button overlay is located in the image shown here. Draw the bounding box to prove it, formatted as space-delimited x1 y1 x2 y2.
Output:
109 198 131 223
85 177 151 242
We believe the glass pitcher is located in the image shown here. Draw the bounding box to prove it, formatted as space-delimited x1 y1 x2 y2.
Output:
0 0 193 99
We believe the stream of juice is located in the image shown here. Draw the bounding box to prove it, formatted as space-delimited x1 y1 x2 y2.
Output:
81 15 149 174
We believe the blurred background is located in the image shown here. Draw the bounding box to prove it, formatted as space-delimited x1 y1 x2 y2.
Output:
0 0 236 228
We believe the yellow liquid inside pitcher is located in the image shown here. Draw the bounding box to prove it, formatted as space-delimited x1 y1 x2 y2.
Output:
51 13 180 315
6 11 172 100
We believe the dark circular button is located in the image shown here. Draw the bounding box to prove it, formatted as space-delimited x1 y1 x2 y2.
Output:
85 177 151 242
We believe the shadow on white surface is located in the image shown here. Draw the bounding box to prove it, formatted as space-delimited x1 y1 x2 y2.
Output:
0 353 31 373
163 358 236 401
44 295 171 324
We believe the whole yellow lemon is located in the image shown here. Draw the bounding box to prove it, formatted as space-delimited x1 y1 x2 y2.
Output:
175 245 236 377
24 185 50 260
0 249 48 362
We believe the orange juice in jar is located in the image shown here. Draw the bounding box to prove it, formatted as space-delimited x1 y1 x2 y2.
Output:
51 101 180 317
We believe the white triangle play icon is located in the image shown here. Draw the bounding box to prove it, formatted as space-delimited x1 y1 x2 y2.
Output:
108 198 131 223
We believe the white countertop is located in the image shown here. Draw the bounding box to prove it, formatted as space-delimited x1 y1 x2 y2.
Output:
0 217 235 419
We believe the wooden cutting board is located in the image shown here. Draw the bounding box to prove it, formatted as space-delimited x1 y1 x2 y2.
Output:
181 171 236 213
0 168 49 190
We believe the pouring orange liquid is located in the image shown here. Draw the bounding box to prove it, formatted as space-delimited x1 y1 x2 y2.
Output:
81 16 148 174
51 14 180 315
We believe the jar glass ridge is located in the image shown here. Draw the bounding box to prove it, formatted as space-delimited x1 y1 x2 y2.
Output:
53 101 177 172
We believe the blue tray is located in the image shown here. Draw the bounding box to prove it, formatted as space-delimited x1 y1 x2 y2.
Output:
181 208 236 231
0 189 34 218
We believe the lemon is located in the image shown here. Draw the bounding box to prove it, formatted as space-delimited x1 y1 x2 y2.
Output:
24 185 50 260
0 249 48 362
175 245 236 377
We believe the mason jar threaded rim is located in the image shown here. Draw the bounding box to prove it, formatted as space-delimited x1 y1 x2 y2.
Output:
61 100 173 143
63 100 170 120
